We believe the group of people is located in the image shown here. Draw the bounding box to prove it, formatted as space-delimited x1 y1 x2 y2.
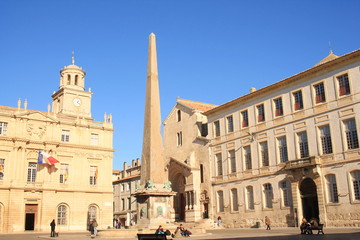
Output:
156 224 192 238
300 217 319 234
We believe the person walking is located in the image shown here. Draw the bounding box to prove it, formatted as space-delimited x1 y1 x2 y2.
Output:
50 219 56 237
217 216 222 227
265 216 271 230
92 219 98 236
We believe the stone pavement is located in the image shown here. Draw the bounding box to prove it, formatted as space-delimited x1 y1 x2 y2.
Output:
0 228 359 240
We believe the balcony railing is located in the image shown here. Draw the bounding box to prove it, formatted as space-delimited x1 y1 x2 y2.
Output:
284 156 320 170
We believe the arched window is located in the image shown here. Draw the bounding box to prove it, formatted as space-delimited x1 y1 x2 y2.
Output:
57 205 67 225
263 183 273 208
246 186 254 210
177 110 181 122
75 75 78 85
231 188 239 211
217 191 224 212
88 205 97 222
325 174 338 203
67 75 71 84
280 180 292 207
350 170 360 201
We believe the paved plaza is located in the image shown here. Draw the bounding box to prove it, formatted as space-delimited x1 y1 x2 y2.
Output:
0 228 359 240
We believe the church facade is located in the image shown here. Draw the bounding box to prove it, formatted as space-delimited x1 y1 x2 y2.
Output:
0 59 114 232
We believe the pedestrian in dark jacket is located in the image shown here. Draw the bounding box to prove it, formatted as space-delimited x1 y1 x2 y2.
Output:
50 219 56 237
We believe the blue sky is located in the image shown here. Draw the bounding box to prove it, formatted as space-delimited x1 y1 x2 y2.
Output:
0 1 359 170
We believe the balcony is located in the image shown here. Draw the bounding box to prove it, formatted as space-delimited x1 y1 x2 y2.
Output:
284 156 321 170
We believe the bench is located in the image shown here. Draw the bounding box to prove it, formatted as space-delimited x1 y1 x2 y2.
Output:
310 224 324 234
137 233 168 240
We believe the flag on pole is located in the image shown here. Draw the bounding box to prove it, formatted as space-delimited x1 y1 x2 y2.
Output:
38 151 59 165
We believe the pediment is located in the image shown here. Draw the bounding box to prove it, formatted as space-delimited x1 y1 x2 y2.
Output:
16 111 58 123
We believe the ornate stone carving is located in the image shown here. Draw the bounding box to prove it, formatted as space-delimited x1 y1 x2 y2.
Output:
163 181 172 190
27 122 46 139
145 180 155 190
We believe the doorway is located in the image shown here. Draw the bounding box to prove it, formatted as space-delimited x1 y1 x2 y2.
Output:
25 204 37 231
300 178 319 221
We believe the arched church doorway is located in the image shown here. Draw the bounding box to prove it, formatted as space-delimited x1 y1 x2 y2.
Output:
300 178 319 221
170 172 186 221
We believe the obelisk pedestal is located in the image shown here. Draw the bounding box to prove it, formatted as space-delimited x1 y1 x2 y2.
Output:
134 33 175 229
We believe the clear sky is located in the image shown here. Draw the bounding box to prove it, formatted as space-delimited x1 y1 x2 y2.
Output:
0 0 359 170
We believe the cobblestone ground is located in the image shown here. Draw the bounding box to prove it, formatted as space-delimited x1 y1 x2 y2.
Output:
0 228 359 240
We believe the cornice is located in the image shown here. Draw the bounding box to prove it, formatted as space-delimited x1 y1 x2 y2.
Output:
204 49 360 116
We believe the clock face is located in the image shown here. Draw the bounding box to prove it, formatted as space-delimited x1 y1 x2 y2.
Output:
73 98 81 106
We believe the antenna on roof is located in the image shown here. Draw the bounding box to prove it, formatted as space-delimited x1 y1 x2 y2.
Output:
328 41 333 54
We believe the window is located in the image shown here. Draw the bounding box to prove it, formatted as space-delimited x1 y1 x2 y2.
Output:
177 132 183 146
217 191 224 212
325 174 339 203
91 133 99 145
298 131 309 158
278 136 288 162
121 184 125 192
319 125 333 154
75 75 78 85
246 186 254 210
351 170 360 201
0 159 4 180
293 90 303 110
260 141 269 167
57 205 67 225
257 104 265 122
200 164 204 183
241 110 249 127
60 164 69 184
338 73 350 96
128 198 131 210
90 166 97 185
214 121 220 137
122 199 125 210
127 182 131 192
177 110 181 122
231 188 239 211
280 181 292 207
274 97 283 116
61 130 70 142
216 153 222 176
227 115 234 133
244 146 252 170
67 74 71 84
314 83 326 103
88 205 97 222
229 150 236 173
344 119 359 150
27 163 37 182
0 122 8 135
264 183 273 208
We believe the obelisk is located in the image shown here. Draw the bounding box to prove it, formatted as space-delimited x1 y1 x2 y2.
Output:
140 32 165 186
135 33 175 228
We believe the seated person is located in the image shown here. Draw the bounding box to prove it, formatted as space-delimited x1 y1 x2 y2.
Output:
310 218 319 229
300 218 311 234
179 224 191 237
155 225 165 235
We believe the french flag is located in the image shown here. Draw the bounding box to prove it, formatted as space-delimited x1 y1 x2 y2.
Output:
38 151 59 165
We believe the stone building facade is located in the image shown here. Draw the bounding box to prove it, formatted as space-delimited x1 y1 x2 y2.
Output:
112 159 140 227
0 59 114 232
204 49 360 228
163 98 217 223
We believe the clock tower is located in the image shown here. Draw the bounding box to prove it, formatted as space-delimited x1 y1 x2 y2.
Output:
52 55 92 118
